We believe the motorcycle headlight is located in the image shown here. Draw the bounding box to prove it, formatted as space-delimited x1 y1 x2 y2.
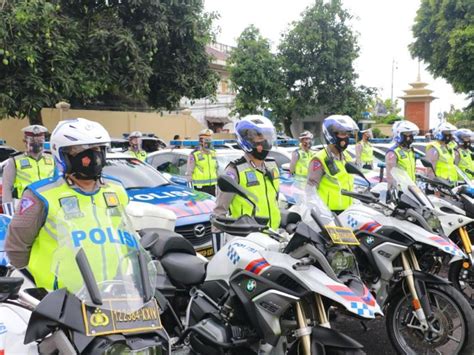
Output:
329 249 356 276
104 344 163 355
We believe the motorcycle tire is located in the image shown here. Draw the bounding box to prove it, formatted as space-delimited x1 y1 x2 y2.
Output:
448 260 474 308
386 283 474 355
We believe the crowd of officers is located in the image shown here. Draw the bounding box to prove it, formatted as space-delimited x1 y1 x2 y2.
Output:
2 115 473 290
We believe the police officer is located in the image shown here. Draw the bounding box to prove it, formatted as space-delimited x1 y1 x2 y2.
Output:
307 115 358 214
214 115 280 249
289 131 314 178
1 125 55 216
385 120 419 186
127 131 147 161
5 118 129 290
185 129 218 196
426 122 458 181
355 129 374 169
454 128 474 179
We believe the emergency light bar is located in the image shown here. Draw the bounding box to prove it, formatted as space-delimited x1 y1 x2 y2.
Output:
169 140 226 147
0 139 5 145
275 139 299 146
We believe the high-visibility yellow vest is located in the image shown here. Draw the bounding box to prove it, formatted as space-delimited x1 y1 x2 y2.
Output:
457 148 474 179
127 150 147 161
27 177 129 290
229 158 281 229
426 141 457 181
192 149 218 187
13 154 55 198
294 147 314 177
314 149 353 211
392 146 416 181
359 141 373 163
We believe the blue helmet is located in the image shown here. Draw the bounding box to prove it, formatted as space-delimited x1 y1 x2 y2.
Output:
454 128 473 144
235 115 276 153
322 115 358 145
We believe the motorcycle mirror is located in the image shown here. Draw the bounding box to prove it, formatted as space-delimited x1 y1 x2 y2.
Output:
345 162 371 187
420 158 435 173
217 175 257 215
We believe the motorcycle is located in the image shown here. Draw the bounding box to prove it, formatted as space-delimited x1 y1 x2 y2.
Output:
338 163 474 354
140 175 382 354
0 205 170 354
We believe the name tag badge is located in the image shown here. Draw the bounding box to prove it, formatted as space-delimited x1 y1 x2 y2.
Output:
245 171 259 187
20 159 31 169
399 150 406 159
197 153 205 161
60 196 84 219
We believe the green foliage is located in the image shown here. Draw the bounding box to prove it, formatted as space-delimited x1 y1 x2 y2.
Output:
275 0 366 132
410 0 474 94
0 0 218 123
227 25 284 117
445 105 474 129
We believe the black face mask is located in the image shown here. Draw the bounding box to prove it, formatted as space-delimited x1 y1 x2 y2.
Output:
335 137 349 152
68 149 106 180
463 141 471 149
443 134 452 144
30 142 43 154
251 147 270 160
401 135 413 148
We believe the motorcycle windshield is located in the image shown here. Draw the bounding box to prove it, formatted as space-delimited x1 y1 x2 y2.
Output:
391 167 433 208
51 204 156 312
456 166 473 187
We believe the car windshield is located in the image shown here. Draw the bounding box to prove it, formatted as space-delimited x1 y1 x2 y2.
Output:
104 158 169 189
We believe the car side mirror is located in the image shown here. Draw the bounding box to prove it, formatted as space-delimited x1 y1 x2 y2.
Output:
157 162 171 172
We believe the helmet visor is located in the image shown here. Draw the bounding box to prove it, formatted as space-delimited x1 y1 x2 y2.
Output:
242 128 276 150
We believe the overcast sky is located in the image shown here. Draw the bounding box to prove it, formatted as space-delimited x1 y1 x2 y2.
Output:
204 0 469 127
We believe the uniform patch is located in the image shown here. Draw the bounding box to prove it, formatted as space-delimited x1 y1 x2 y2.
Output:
399 150 406 158
311 160 322 171
226 170 237 180
19 197 35 215
59 196 83 219
197 153 205 161
103 192 119 207
20 159 31 169
245 171 259 187
44 157 53 165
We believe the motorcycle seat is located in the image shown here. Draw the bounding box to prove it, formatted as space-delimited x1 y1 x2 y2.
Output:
160 252 206 287
139 228 196 258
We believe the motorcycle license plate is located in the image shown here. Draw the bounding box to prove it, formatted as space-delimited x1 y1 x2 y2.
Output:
82 298 162 336
197 246 214 258
324 226 360 246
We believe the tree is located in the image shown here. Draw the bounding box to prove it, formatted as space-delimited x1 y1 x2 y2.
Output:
0 0 218 124
0 1 81 124
227 25 284 117
410 0 474 94
276 0 361 133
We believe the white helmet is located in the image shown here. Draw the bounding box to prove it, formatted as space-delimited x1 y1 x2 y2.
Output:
392 120 419 144
322 115 358 145
299 131 314 140
22 125 48 136
129 131 143 139
199 128 213 138
433 122 457 141
50 118 110 173
454 128 473 144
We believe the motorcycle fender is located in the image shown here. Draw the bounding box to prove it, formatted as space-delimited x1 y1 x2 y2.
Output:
412 270 451 285
310 326 364 352
449 255 465 264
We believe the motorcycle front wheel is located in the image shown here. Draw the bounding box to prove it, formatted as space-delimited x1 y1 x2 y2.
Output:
386 284 474 355
448 259 474 307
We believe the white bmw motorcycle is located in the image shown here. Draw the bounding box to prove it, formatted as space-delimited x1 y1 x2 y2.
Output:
141 175 382 354
338 164 474 354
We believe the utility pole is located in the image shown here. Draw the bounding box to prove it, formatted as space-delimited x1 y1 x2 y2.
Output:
390 58 397 113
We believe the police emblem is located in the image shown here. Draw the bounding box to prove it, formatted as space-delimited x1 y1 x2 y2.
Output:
20 159 31 169
245 171 259 187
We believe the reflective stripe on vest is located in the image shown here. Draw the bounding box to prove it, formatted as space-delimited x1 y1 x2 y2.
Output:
427 141 457 181
229 160 281 229
14 154 55 198
458 148 474 179
315 149 354 211
393 146 416 182
294 148 314 177
28 178 129 290
359 141 373 163
192 149 218 187
128 150 147 161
